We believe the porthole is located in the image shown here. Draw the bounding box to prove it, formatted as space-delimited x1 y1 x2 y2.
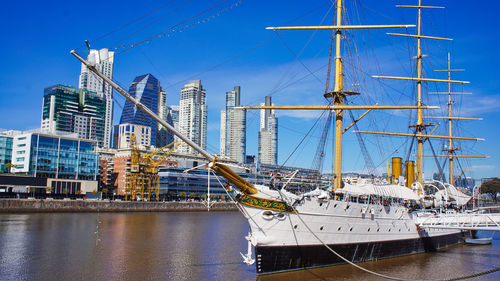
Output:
262 211 274 220
294 225 298 229
377 228 380 232
349 227 353 232
338 227 342 231
333 204 337 208
319 202 323 207
320 226 324 231
388 228 391 232
367 228 371 232
399 229 401 232
345 205 350 210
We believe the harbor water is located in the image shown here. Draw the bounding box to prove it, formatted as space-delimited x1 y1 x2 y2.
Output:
0 212 499 280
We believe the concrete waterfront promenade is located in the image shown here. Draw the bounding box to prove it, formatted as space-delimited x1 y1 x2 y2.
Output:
0 199 238 213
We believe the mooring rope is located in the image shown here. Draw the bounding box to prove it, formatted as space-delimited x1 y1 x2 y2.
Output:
288 198 500 281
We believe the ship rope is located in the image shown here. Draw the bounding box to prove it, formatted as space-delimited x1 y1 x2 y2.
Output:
74 0 180 52
279 109 329 169
426 135 446 182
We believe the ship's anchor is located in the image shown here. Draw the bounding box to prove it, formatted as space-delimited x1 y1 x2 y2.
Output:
240 233 255 265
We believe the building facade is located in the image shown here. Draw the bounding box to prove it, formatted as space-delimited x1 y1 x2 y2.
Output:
79 48 114 148
119 74 173 147
178 80 207 154
258 96 278 165
0 135 13 172
113 123 152 149
41 85 106 147
169 105 180 128
10 132 99 181
220 86 246 163
157 89 175 147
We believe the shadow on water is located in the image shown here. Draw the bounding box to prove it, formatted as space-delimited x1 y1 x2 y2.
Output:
257 242 500 281
191 261 246 267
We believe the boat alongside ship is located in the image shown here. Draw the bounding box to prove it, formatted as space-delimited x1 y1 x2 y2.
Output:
70 0 500 276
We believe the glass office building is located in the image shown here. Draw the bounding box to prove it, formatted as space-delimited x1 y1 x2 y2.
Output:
0 135 13 172
11 132 98 180
120 74 172 147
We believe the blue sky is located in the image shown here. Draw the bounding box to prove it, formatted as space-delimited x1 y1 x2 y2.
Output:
1 0 499 180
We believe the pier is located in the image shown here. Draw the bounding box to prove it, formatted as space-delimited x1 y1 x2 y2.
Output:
0 199 237 213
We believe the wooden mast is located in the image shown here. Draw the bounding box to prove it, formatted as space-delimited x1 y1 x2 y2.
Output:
332 0 344 190
415 0 425 185
443 53 457 184
428 53 487 184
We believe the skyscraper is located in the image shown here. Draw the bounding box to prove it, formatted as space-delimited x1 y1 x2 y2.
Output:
178 80 207 154
79 48 114 148
220 86 246 163
41 84 106 147
157 88 174 146
258 96 278 165
119 74 173 147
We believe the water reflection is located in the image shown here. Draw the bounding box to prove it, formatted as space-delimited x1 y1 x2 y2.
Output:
0 212 499 281
0 212 253 281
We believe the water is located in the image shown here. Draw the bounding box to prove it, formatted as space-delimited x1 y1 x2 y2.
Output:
0 212 499 281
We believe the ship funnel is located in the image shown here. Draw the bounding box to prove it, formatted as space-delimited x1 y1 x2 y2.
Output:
391 157 402 185
405 161 415 188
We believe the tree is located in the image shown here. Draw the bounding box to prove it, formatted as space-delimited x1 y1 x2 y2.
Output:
4 163 17 170
480 178 500 202
179 192 187 200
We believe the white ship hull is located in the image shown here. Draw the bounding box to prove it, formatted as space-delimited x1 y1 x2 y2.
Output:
235 185 465 274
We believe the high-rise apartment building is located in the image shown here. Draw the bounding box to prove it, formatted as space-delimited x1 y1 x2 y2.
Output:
258 96 278 165
41 84 106 147
157 89 174 146
79 48 114 148
220 86 246 163
169 105 180 129
178 80 207 154
119 74 173 147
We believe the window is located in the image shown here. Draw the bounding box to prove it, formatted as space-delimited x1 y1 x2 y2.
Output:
16 150 25 155
16 157 24 162
17 143 26 147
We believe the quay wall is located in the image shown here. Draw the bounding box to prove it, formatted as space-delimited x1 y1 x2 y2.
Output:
0 199 238 213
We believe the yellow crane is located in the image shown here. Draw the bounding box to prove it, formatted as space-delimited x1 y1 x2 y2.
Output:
125 135 177 201
125 135 143 200
142 142 179 201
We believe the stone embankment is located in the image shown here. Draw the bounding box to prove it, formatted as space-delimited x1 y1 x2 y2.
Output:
0 199 238 213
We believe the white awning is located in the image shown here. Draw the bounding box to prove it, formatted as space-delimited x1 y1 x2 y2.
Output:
339 183 420 201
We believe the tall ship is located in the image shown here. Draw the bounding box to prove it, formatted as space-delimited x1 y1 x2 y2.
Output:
71 0 498 275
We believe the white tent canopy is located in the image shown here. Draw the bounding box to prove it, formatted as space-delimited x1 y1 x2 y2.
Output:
339 183 420 201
